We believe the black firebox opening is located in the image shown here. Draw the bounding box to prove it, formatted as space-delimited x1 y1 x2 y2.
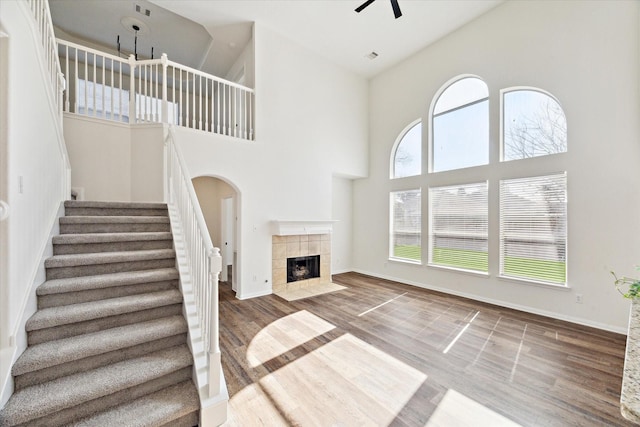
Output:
287 255 320 283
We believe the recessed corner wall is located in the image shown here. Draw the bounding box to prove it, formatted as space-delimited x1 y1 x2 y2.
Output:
64 116 164 202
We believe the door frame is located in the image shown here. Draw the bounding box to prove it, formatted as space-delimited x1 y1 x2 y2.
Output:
220 196 235 288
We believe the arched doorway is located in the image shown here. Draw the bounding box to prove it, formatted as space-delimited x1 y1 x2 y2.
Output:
192 176 240 292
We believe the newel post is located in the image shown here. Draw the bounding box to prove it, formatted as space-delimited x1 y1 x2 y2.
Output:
207 247 222 398
128 54 136 124
161 53 168 124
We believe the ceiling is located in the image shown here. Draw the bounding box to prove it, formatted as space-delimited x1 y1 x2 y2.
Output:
50 0 504 79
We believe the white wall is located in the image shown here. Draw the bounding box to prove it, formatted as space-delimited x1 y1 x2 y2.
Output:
332 176 353 274
353 0 640 332
177 22 368 299
64 115 164 202
0 0 70 406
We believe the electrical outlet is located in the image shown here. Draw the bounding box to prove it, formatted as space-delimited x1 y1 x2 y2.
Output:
576 294 583 304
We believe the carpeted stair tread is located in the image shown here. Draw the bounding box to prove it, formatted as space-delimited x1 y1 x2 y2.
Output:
0 345 193 426
71 380 198 427
53 232 173 245
37 268 179 296
45 249 176 268
13 316 188 376
65 201 167 210
60 216 170 225
26 289 183 331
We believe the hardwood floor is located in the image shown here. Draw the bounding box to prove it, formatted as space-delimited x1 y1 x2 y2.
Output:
220 272 633 426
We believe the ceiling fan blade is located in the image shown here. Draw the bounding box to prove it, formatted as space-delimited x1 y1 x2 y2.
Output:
390 0 402 18
355 0 376 13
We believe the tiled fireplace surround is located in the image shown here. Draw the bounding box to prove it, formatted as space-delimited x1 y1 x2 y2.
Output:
272 233 332 293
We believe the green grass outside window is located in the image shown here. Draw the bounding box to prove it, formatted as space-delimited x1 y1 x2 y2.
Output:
392 245 566 283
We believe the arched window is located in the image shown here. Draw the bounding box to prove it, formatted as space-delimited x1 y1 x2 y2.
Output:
391 120 422 179
502 88 567 161
431 77 489 172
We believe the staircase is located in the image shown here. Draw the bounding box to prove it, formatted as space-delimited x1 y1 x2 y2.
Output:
0 201 200 427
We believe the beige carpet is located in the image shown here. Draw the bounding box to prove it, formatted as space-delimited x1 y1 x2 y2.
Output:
275 282 347 301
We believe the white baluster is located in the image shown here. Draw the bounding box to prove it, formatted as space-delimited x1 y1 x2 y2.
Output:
92 54 97 117
129 54 136 124
161 54 168 124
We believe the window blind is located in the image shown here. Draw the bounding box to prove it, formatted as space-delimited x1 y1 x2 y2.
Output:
390 190 421 261
429 182 488 272
499 173 567 284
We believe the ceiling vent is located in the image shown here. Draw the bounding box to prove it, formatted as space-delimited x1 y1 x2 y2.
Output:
135 4 151 17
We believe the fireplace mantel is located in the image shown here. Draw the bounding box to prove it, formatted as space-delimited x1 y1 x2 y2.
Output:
271 220 337 236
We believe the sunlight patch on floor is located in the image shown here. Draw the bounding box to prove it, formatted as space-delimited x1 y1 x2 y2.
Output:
246 310 336 368
274 282 347 301
225 383 289 426
426 389 522 427
258 333 427 426
443 310 480 354
358 292 408 317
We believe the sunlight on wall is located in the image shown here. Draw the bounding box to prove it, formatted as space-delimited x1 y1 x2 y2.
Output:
246 310 335 368
426 389 522 427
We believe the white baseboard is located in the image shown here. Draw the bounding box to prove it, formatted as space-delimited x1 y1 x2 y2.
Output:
236 288 272 300
349 269 627 335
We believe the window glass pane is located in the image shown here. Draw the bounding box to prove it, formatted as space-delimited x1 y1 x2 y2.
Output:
393 122 422 178
500 173 567 284
429 182 488 272
503 90 567 161
432 78 489 172
433 100 489 172
434 77 488 115
391 190 421 261
78 79 130 122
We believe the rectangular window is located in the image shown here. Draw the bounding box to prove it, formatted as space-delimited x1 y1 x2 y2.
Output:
77 79 179 124
78 79 130 122
500 173 567 285
390 190 421 262
429 182 488 272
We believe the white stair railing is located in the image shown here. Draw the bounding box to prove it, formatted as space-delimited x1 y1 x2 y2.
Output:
164 128 222 398
28 0 65 123
57 39 255 141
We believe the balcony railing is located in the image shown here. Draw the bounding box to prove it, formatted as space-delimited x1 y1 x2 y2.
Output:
57 39 255 141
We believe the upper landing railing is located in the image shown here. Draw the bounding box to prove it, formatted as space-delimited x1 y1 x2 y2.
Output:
57 39 255 141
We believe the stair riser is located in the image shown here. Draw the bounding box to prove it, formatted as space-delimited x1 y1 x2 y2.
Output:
53 239 173 255
38 280 179 309
60 223 171 234
46 258 176 280
161 411 200 427
65 207 168 217
24 367 193 427
15 333 188 390
28 304 183 345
